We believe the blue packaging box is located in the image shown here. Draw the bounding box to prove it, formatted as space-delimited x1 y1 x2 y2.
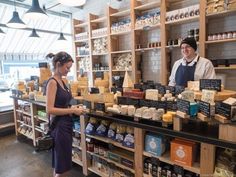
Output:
145 134 166 156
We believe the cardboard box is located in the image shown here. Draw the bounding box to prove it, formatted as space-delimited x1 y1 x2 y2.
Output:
171 139 196 167
145 134 166 156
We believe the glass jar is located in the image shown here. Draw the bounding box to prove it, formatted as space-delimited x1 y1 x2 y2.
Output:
227 31 233 39
233 31 236 38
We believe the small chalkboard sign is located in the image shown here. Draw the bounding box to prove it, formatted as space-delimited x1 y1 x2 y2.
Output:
150 100 159 109
215 102 231 119
200 79 221 91
127 98 139 107
117 96 127 105
166 101 177 111
154 83 161 89
83 100 92 110
177 99 190 114
134 83 142 90
165 86 175 95
90 87 100 94
157 101 167 110
94 102 105 112
95 71 104 79
139 99 151 107
157 85 166 95
175 85 185 95
198 100 211 117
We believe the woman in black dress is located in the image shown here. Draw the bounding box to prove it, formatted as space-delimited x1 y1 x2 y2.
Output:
46 52 84 177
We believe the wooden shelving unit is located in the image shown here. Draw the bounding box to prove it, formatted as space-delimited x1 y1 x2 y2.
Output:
205 38 236 44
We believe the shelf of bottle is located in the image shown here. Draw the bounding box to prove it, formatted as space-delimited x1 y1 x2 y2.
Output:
72 157 83 167
206 9 236 18
17 130 33 140
205 38 236 44
92 53 108 56
86 134 134 152
134 1 161 11
110 30 131 36
88 166 109 177
111 50 131 54
110 9 130 17
91 35 107 39
17 120 32 128
35 126 47 134
91 16 107 23
16 109 31 117
143 151 200 174
72 143 82 150
87 151 135 174
92 70 109 72
135 47 161 52
165 16 199 25
74 39 89 43
112 70 132 72
74 22 88 28
34 115 48 123
135 24 160 31
76 55 90 58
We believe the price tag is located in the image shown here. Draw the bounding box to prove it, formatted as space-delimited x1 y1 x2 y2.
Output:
199 100 211 117
216 102 231 119
200 79 221 91
117 96 127 105
83 100 92 110
177 99 190 114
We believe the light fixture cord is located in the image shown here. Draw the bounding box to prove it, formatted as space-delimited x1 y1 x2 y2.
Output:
60 12 62 33
14 0 16 11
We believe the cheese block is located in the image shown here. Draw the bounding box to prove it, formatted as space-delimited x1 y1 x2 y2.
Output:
181 90 195 103
162 113 173 122
223 97 236 106
128 105 136 116
145 89 159 101
107 107 121 114
120 105 128 115
142 109 152 119
201 89 216 104
187 81 200 91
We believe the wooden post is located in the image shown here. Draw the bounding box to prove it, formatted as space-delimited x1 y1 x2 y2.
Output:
13 98 19 136
199 0 206 57
219 124 236 142
30 103 37 146
80 115 89 175
173 117 182 131
200 143 215 176
134 127 144 177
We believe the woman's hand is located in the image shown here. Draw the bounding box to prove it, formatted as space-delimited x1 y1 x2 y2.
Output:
71 106 84 116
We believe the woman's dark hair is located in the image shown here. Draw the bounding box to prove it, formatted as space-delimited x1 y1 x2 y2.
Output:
46 51 74 69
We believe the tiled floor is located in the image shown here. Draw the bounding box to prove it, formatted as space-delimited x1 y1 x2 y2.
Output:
0 134 98 177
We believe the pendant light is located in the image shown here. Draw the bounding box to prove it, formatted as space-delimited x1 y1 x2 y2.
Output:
57 12 66 41
29 28 40 38
58 0 86 6
7 0 26 29
25 0 48 20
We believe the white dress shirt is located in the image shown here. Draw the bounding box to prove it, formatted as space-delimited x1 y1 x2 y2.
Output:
168 55 216 86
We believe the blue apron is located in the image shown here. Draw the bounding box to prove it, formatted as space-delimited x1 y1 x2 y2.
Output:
175 56 200 87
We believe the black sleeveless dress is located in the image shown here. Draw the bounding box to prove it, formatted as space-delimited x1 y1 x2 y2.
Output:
49 77 73 174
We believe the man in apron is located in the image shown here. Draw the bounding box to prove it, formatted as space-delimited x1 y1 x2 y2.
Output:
169 37 216 87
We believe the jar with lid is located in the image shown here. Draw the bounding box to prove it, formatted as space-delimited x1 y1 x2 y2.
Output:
217 33 222 40
227 31 233 39
233 31 236 38
208 34 213 41
212 34 218 40
222 32 227 39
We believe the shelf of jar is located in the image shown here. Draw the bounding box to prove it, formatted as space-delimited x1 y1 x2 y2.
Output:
76 55 90 58
135 24 160 31
205 38 236 44
75 39 89 43
112 70 132 72
87 151 135 174
110 9 130 17
34 115 48 123
17 129 33 140
134 1 161 11
77 70 90 73
165 15 199 25
91 35 108 39
88 166 109 177
91 16 107 23
35 126 47 134
143 151 200 174
135 47 161 52
214 66 236 70
110 30 131 36
16 109 31 117
86 134 134 152
72 143 82 150
74 22 88 28
92 53 108 56
111 50 132 54
16 120 32 128
206 9 236 19
92 70 109 72
72 157 83 167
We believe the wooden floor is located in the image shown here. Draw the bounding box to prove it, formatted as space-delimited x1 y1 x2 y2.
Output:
0 133 98 177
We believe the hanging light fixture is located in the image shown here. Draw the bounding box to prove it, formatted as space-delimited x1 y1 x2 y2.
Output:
0 28 5 34
29 28 40 38
7 0 26 29
58 0 86 6
58 32 66 40
24 0 47 20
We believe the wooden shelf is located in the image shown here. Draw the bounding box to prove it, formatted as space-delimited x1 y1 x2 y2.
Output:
87 151 135 173
76 55 90 58
205 38 236 44
91 16 107 23
74 22 88 28
88 167 109 177
92 53 108 56
135 47 161 52
16 109 31 117
17 130 33 140
111 50 131 54
34 115 48 122
110 9 130 17
91 35 108 39
110 30 131 36
35 126 47 134
206 9 236 18
86 134 134 152
143 151 200 174
73 129 81 134
112 70 132 72
72 143 82 150
16 120 32 128
165 16 199 25
135 24 160 31
134 1 161 11
72 158 83 166
0 122 15 130
92 70 109 72
75 39 89 43
214 66 236 70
